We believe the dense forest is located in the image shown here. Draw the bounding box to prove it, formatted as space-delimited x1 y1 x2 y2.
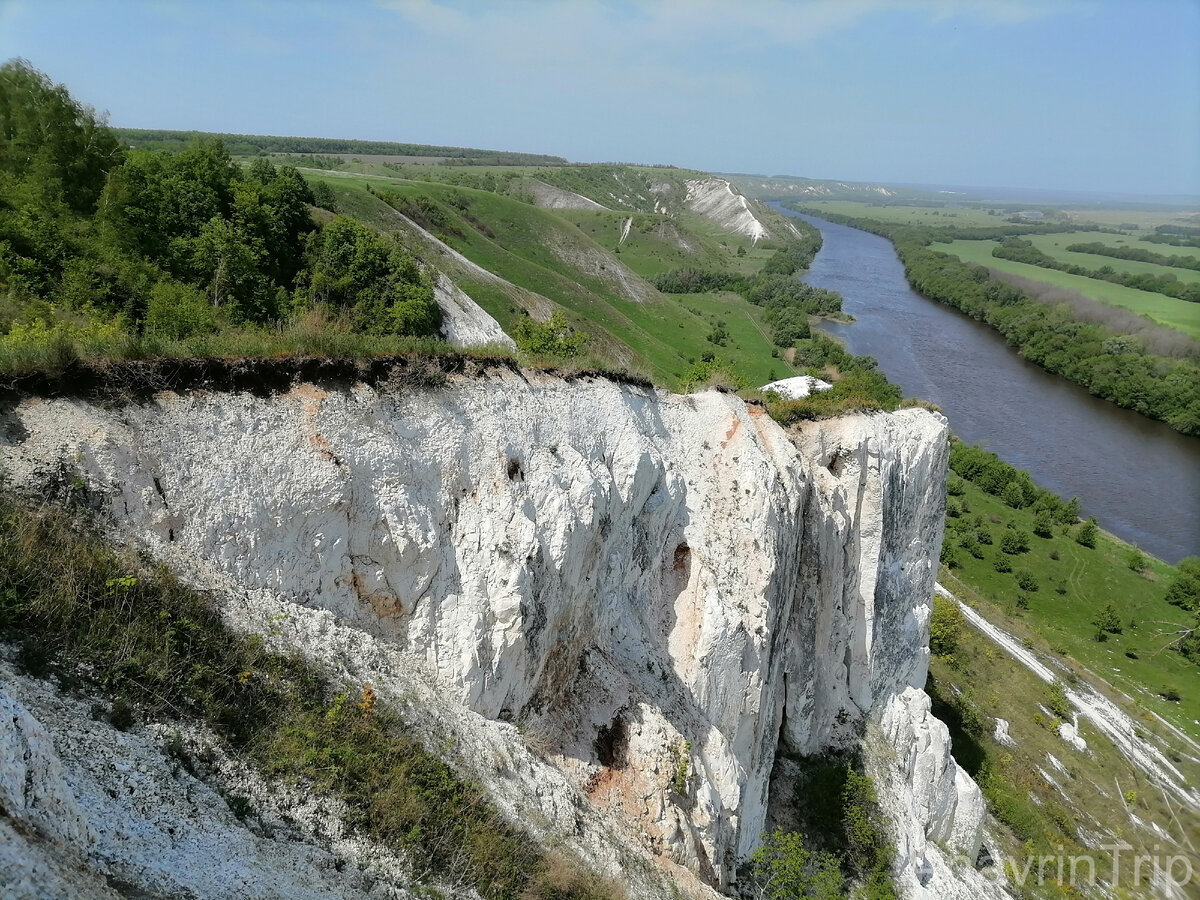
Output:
0 61 441 372
787 206 1200 435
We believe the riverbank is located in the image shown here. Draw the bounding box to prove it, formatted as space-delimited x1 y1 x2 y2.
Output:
774 206 1199 564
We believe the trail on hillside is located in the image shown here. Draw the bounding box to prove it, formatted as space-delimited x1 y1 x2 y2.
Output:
937 585 1200 812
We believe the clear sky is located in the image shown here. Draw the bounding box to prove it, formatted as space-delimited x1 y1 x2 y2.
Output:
2 0 1198 196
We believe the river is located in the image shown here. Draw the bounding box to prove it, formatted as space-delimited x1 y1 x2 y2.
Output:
775 207 1200 564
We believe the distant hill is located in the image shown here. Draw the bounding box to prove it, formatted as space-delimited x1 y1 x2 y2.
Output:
112 128 570 167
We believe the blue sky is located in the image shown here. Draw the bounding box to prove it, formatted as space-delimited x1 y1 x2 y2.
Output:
2 0 1197 195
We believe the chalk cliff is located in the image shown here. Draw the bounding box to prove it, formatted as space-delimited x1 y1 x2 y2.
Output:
0 367 1001 898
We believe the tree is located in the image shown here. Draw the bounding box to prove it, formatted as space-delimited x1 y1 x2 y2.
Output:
0 59 124 212
1164 557 1200 612
1000 530 1030 555
1033 508 1055 539
929 595 963 659
1092 603 1122 641
749 829 843 900
1075 517 1099 549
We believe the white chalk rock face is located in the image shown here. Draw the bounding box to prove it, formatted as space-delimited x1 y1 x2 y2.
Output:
1 371 988 896
433 272 515 349
759 375 832 400
684 178 770 242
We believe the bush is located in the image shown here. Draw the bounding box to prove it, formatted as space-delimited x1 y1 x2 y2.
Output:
748 829 842 900
993 557 1012 574
1014 570 1039 592
1000 530 1030 555
512 311 588 358
145 280 218 340
1164 557 1200 611
1092 603 1123 640
1126 549 1147 573
1075 517 1099 549
929 595 963 659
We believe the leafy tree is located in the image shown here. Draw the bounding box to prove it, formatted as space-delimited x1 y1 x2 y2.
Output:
1000 530 1030 555
145 280 218 340
929 595 963 659
305 215 439 336
1075 517 1099 549
1092 603 1122 640
1032 508 1055 539
749 829 842 900
1164 558 1200 612
0 59 124 212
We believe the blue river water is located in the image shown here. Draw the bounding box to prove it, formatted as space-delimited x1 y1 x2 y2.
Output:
775 206 1200 564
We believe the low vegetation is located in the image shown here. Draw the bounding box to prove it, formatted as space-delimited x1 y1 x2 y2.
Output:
992 237 1200 303
751 753 898 900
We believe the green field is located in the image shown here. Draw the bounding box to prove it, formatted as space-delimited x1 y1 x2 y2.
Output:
937 239 1200 337
1024 233 1200 283
943 480 1198 732
795 199 1005 228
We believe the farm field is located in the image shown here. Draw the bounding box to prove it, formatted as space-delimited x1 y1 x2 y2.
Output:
937 239 1200 338
1024 233 1200 283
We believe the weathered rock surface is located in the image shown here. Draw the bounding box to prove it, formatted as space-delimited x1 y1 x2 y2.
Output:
433 272 515 349
684 179 769 242
0 371 997 898
0 660 426 900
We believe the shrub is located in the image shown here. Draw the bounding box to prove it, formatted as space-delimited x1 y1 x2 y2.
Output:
1126 549 1147 573
1092 603 1123 640
146 280 218 340
512 311 588 358
748 829 842 900
1164 557 1200 611
993 557 1012 573
929 596 963 659
1014 570 1039 592
1075 517 1099 549
1000 530 1030 555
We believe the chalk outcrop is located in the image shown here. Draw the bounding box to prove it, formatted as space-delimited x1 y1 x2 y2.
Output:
684 179 769 242
760 375 832 400
0 369 996 898
433 272 515 349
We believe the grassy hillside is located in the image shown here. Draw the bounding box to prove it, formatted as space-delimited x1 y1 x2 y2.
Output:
306 170 799 389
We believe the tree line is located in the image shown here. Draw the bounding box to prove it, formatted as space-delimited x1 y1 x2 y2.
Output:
114 127 568 166
1064 241 1200 272
787 206 1200 435
992 238 1200 303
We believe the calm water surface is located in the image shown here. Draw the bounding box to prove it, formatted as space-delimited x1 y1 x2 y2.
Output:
775 207 1200 564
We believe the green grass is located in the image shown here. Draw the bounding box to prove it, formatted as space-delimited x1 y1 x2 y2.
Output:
795 200 1014 228
942 479 1199 733
1024 232 1200 283
311 173 794 389
938 239 1200 338
927 611 1200 897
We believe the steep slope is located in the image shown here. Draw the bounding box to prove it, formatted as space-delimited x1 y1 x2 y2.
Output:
1 365 998 898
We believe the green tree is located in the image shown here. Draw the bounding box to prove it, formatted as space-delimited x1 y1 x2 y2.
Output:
0 59 124 212
749 829 842 900
929 595 963 659
1075 517 1099 549
1000 530 1030 555
1164 558 1200 612
1092 603 1122 640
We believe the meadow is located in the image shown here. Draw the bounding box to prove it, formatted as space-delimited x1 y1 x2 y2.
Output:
937 239 1200 338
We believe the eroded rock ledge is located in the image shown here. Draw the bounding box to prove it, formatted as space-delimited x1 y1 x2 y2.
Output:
0 368 1001 898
